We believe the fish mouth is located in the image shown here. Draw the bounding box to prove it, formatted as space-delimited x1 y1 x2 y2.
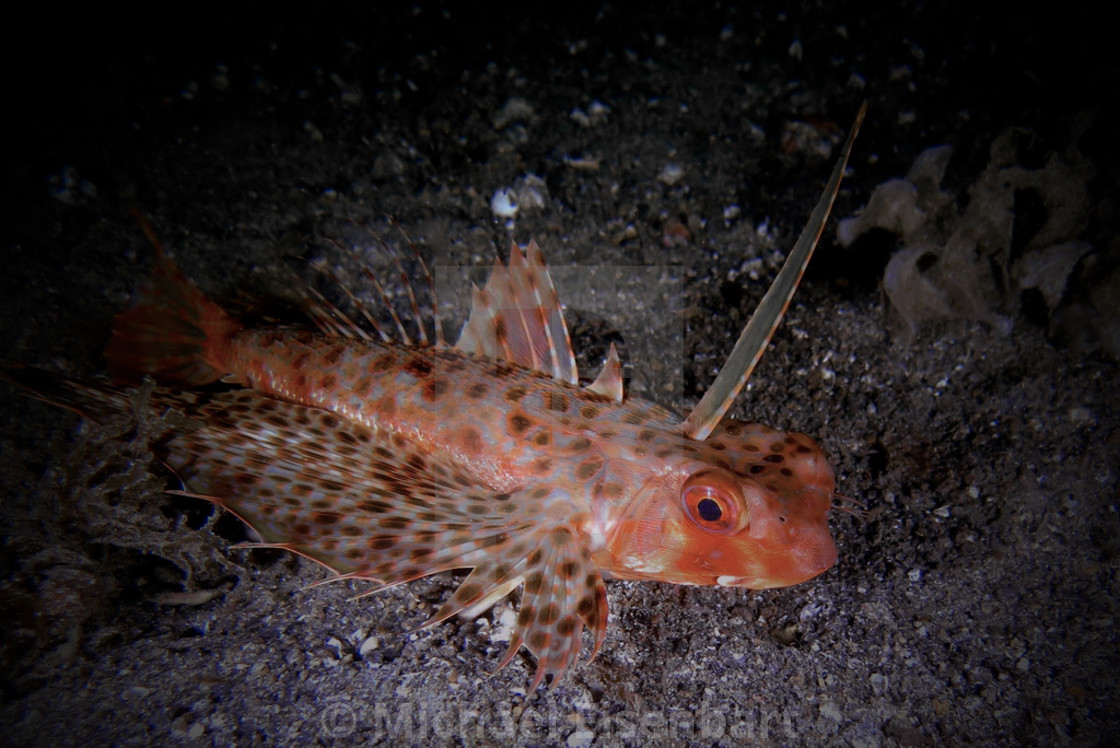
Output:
714 536 838 589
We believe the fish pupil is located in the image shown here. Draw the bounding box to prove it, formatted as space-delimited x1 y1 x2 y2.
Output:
697 497 723 522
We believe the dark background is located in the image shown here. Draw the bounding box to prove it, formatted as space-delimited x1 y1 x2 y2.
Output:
2 2 1117 744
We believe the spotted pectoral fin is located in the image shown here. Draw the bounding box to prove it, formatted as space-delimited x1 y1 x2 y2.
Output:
128 388 607 686
19 374 610 688
416 514 608 689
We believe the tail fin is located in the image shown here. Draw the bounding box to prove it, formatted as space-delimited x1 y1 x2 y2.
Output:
106 222 240 386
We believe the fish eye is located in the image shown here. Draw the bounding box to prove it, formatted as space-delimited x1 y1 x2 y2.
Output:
697 497 722 522
681 469 747 535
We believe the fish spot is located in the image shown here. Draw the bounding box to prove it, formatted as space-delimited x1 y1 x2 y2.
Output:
724 424 742 436
576 596 594 616
780 467 794 477
518 606 535 626
403 355 433 378
796 444 814 454
770 441 786 453
322 346 344 365
466 382 489 400
749 465 766 475
575 457 604 482
480 533 507 548
353 376 374 397
369 536 396 550
529 631 549 650
456 583 482 601
315 513 339 525
525 572 543 594
533 431 552 447
538 603 559 624
320 374 338 389
504 386 528 403
423 377 451 402
638 429 657 442
566 437 592 453
622 410 646 425
544 392 570 413
379 516 408 530
556 615 577 636
508 412 533 435
559 561 578 579
291 352 311 369
440 355 468 374
532 457 553 474
763 454 785 464
342 525 362 537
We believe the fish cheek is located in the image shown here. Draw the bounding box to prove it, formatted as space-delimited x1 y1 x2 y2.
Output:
602 486 681 577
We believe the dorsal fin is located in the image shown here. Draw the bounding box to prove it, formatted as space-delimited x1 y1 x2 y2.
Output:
587 342 624 403
681 102 866 441
455 240 578 384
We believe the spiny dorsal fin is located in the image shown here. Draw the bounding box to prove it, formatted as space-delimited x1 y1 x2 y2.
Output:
586 342 624 403
681 101 867 441
312 230 447 347
455 240 578 385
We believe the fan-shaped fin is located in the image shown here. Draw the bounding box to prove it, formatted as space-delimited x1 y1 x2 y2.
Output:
456 240 579 385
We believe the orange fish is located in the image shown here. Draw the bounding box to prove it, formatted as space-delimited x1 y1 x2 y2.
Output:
6 104 864 688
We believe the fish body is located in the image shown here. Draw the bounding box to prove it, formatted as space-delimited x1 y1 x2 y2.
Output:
7 105 864 687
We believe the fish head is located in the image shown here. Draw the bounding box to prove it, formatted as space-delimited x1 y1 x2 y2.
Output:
603 421 836 589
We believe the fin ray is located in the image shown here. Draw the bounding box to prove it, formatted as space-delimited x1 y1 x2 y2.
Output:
682 102 866 440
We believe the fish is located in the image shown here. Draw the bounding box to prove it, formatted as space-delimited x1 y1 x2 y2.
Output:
4 103 865 689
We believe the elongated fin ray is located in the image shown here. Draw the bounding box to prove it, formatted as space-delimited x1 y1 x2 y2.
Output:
682 101 866 440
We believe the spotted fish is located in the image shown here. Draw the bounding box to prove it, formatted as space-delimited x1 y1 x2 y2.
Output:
6 104 864 688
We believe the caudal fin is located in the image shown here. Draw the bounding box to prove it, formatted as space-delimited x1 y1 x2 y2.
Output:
106 226 240 386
